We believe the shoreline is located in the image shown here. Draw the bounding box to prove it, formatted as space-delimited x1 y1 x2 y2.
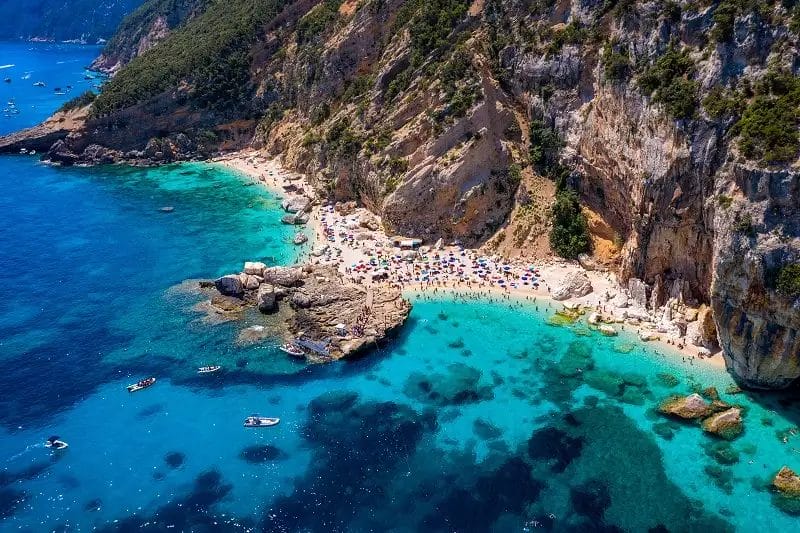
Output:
211 149 727 371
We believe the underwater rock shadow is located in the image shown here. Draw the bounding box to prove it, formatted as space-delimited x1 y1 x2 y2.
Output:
261 390 437 531
94 469 253 532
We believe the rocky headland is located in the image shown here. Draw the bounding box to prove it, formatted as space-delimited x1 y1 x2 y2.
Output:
202 262 412 362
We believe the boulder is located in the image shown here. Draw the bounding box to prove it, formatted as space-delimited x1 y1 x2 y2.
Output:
588 312 601 325
599 325 617 336
685 320 703 347
578 253 600 271
281 196 311 213
639 329 658 342
773 467 800 498
658 393 711 419
628 278 649 308
697 305 717 347
244 261 266 276
293 232 309 245
359 213 380 231
241 274 261 290
214 275 244 297
263 266 304 287
701 407 743 440
551 271 593 300
257 284 277 313
612 293 629 308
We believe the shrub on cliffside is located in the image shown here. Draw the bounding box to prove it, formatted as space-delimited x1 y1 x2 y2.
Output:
776 264 800 298
735 70 800 165
638 45 698 119
549 189 591 260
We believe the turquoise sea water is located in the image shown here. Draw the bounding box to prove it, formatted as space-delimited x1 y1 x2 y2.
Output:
1 42 800 532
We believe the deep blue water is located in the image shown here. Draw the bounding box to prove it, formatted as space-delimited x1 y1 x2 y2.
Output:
0 42 102 135
1 42 800 533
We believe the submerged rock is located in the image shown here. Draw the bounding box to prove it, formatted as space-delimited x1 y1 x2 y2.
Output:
702 408 743 440
658 393 711 419
773 466 800 497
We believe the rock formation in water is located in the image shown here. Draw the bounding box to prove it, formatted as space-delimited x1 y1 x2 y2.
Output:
1 0 798 388
206 263 412 361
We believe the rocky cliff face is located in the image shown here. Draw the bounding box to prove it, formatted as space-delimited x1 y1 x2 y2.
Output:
90 0 209 73
712 165 800 388
3 0 800 388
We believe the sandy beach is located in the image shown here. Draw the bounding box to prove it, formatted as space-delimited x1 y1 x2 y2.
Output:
213 149 726 370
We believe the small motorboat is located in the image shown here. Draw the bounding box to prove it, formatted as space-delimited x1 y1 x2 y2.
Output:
33 81 45 87
127 377 156 392
243 415 280 428
197 366 221 374
279 343 304 358
3 77 10 83
45 436 68 450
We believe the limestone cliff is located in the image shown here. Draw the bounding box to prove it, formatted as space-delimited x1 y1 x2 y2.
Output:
2 0 800 388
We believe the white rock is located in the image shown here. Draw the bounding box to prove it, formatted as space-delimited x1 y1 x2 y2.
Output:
551 271 593 300
257 284 277 313
612 293 629 308
628 278 649 308
281 196 311 213
241 274 261 290
639 330 658 342
685 320 704 347
243 261 266 276
588 312 601 325
599 325 618 336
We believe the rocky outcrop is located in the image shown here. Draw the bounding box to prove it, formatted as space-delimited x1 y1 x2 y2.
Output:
551 271 593 300
205 264 412 361
774 467 800 497
701 407 744 440
657 393 711 420
711 166 800 389
214 275 244 297
256 284 277 313
262 266 303 287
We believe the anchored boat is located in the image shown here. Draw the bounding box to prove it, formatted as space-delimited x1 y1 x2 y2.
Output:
127 377 156 392
45 436 68 450
243 415 280 428
197 366 221 374
279 343 304 358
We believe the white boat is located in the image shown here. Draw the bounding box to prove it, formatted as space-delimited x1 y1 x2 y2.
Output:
279 343 304 358
243 415 280 428
33 81 45 87
197 365 221 374
45 436 68 450
127 377 156 392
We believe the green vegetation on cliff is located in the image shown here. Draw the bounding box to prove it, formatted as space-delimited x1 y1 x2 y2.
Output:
735 70 800 165
101 0 211 62
776 263 800 297
296 0 344 44
92 0 284 116
58 91 97 113
550 188 592 259
638 45 698 119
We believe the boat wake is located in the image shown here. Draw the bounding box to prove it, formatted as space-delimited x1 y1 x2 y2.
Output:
4 441 41 463
0 64 15 70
